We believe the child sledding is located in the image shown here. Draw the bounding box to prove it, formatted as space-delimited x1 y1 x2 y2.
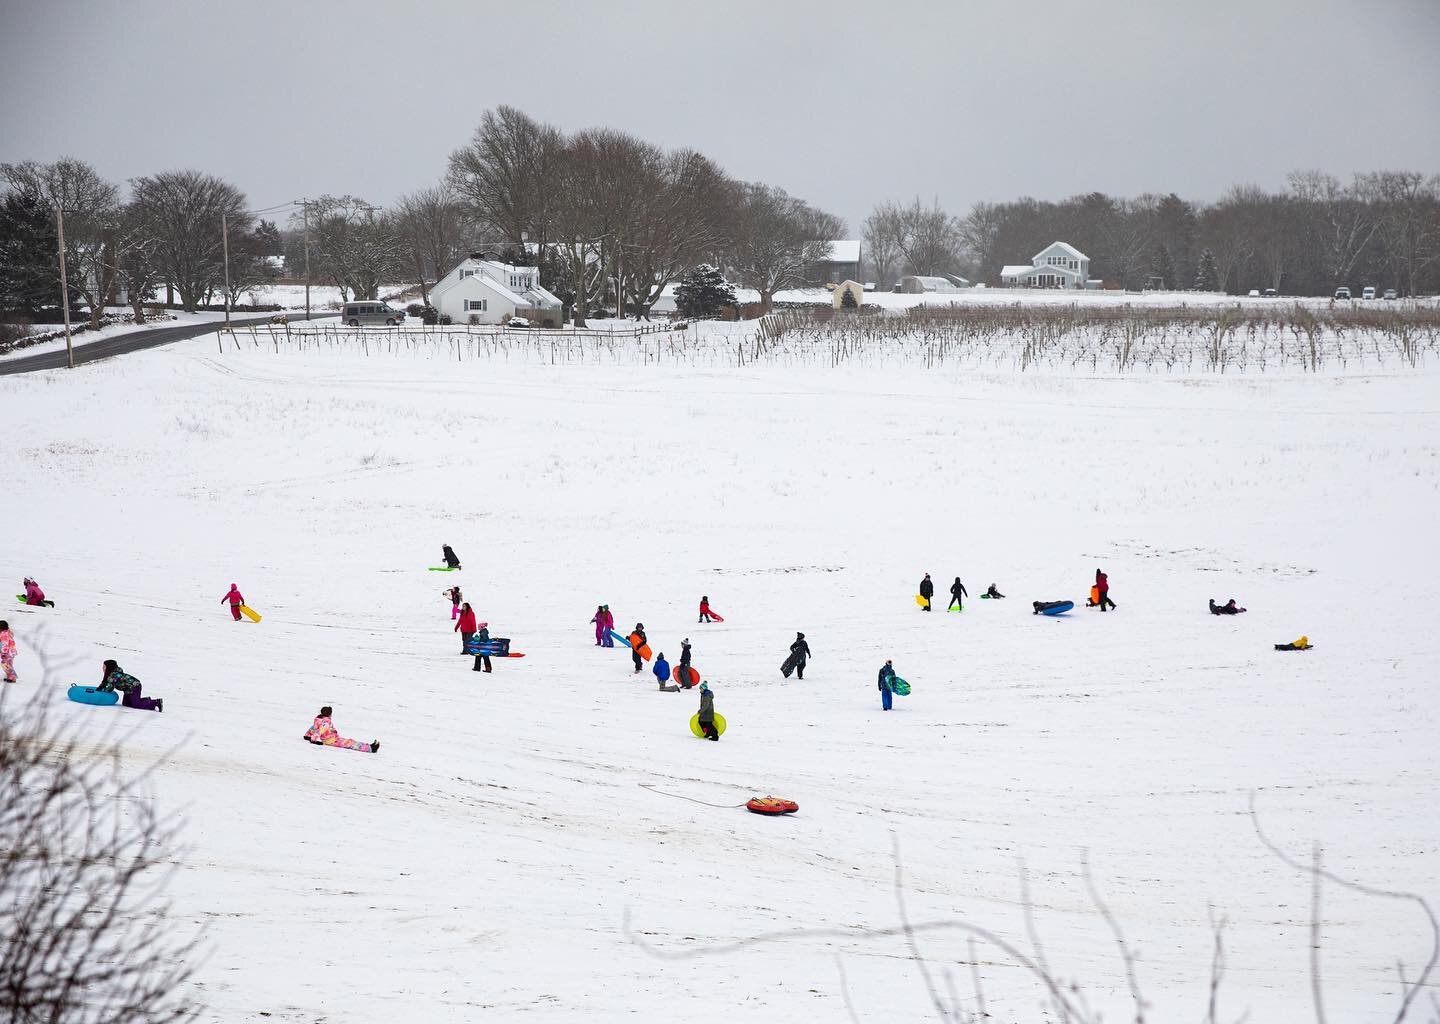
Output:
303 707 378 752
1209 598 1247 615
1274 635 1312 651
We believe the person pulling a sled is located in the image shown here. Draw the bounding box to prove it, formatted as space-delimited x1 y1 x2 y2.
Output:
98 659 164 712
600 605 615 647
948 576 968 611
442 544 461 570
919 573 934 611
698 683 719 740
221 583 245 621
1095 569 1115 612
785 632 812 680
304 706 377 752
698 596 715 623
878 660 897 711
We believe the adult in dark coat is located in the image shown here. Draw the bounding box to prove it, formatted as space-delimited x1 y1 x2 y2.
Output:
697 683 719 740
877 660 896 711
787 633 812 679
919 574 934 611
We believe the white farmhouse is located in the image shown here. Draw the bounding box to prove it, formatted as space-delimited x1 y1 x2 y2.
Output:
429 254 565 326
1000 242 1101 289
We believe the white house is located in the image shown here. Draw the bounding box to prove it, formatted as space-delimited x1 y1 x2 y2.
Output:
1001 242 1101 289
429 254 565 326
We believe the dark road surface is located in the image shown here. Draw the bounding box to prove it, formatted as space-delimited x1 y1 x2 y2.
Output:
0 313 335 376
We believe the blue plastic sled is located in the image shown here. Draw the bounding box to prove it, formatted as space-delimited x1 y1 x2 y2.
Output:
1039 601 1075 616
606 628 633 649
68 685 119 706
465 637 511 656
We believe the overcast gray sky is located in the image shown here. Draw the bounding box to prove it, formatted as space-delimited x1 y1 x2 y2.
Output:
2 0 1436 232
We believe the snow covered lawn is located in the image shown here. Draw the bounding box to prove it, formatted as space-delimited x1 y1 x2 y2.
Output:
2 339 1437 1022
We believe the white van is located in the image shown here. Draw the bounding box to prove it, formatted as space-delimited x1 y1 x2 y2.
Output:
1362 286 1376 300
341 301 405 326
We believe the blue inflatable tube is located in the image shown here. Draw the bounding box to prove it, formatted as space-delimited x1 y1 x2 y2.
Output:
68 685 119 706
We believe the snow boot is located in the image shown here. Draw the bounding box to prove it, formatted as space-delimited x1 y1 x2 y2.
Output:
155 699 164 713
370 740 380 753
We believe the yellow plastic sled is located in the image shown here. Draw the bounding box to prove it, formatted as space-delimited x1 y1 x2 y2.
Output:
915 594 930 609
239 604 262 623
689 712 727 737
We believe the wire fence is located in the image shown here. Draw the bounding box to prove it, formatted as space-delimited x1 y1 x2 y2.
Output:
217 303 1440 374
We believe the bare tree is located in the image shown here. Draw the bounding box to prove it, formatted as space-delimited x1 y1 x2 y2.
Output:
863 202 905 289
1 656 201 1023
957 201 1004 284
129 170 248 311
1289 170 1382 289
299 195 404 302
728 183 842 312
1364 170 1440 296
894 197 960 277
393 185 477 304
1 158 123 327
446 106 564 252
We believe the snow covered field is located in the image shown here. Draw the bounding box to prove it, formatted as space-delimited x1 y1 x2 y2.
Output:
3 333 1438 1023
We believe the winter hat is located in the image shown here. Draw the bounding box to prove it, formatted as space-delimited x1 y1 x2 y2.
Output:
796 632 804 639
699 682 710 693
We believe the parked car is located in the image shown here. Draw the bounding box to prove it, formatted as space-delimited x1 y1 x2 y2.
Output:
1247 289 1261 297
1263 288 1278 298
1383 288 1398 300
506 316 532 329
1334 287 1352 300
1362 286 1377 300
341 301 405 326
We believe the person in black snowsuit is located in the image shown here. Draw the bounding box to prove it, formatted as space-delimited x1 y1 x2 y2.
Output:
788 633 812 679
919 573 934 611
442 544 461 570
1209 599 1245 615
948 577 968 611
630 623 647 673
676 638 694 686
985 583 1005 599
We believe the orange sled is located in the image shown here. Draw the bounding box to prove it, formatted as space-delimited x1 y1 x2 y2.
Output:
746 796 799 816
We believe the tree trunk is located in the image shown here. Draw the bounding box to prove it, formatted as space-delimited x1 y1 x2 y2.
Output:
130 294 146 324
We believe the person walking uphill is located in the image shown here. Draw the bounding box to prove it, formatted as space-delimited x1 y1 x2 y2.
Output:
455 602 477 654
698 596 715 623
1095 569 1116 612
304 706 378 753
0 621 17 683
919 574 934 611
446 586 463 620
786 632 812 680
221 583 245 621
591 605 606 646
98 659 164 712
629 623 648 674
878 660 897 711
697 683 719 740
600 605 615 647
948 577 968 611
442 544 462 570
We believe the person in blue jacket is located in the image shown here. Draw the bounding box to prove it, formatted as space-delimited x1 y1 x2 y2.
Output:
652 652 677 691
878 660 896 711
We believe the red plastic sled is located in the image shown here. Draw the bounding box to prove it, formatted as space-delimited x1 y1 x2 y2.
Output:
746 796 799 816
705 611 725 622
673 665 700 688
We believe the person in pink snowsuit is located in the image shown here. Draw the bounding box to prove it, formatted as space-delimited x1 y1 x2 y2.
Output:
22 578 47 606
590 604 606 646
600 604 615 647
221 584 244 621
303 706 378 753
1 621 17 683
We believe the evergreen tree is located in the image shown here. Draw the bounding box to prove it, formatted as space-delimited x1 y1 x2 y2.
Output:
1150 245 1176 290
0 189 62 314
1194 248 1219 291
840 285 859 309
674 263 737 319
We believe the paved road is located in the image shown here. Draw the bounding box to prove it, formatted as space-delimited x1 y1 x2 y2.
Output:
0 313 335 376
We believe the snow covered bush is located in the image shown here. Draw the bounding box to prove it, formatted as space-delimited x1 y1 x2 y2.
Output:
675 264 737 320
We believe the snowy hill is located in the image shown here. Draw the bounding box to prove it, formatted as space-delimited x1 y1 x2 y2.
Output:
3 334 1438 1022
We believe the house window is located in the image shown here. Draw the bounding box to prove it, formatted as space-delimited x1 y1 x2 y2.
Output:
460 269 474 279
465 299 488 312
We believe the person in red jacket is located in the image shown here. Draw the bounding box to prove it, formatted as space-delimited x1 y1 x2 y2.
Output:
221 583 245 621
455 602 477 653
698 596 714 623
1095 569 1116 612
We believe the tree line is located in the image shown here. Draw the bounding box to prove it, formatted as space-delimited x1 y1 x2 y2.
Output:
4 111 1438 330
865 171 1440 295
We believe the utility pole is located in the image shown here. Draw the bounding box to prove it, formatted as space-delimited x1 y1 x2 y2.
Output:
616 243 624 320
55 206 73 369
301 198 312 320
221 212 232 329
